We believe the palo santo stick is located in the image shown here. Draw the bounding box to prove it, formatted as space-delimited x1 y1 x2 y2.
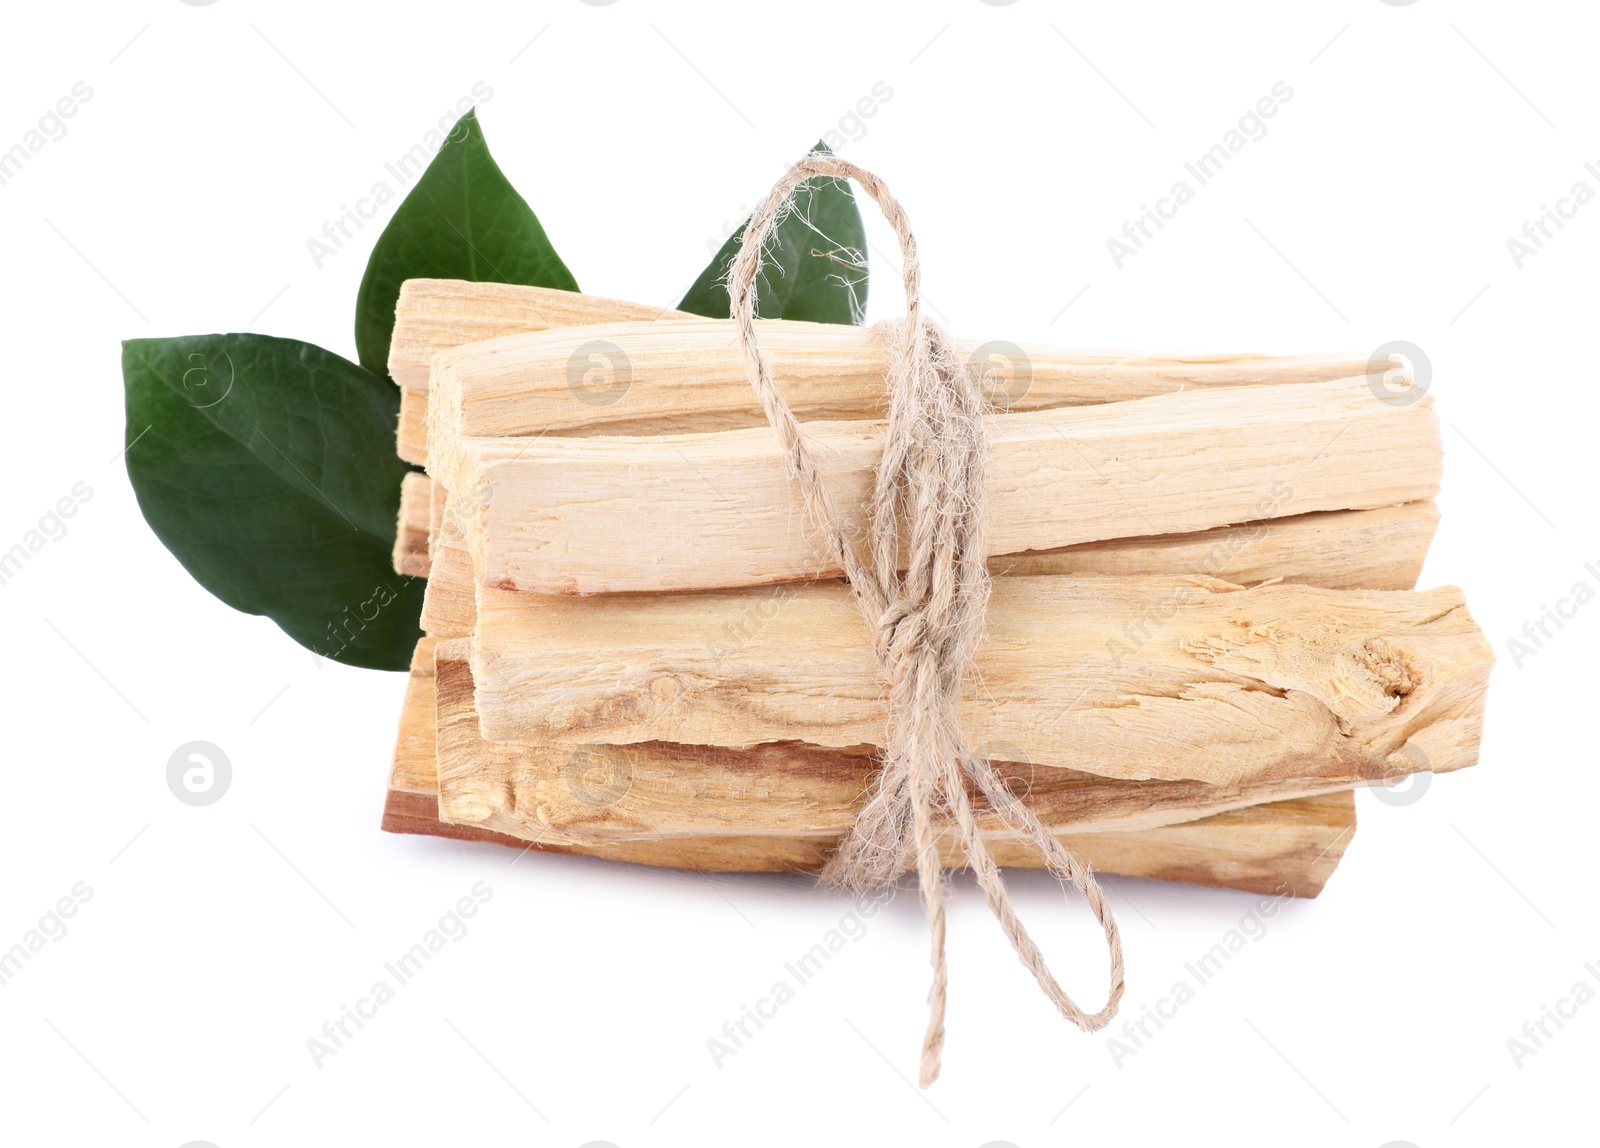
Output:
393 282 696 462
472 575 1492 786
429 317 1382 444
389 279 694 389
1053 795 1353 898
435 640 1364 841
394 474 448 584
388 780 1354 895
452 376 1440 594
993 501 1438 584
428 476 445 558
420 516 474 635
397 388 429 466
384 640 1355 895
421 499 1440 638
387 637 444 804
392 472 431 578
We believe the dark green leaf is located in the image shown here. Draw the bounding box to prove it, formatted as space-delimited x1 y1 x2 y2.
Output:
678 142 868 324
123 334 424 670
354 108 580 378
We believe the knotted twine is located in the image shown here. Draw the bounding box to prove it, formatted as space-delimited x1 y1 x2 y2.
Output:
726 155 1125 1087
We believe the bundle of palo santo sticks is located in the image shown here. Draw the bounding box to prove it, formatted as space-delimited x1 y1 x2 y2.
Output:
380 276 1493 900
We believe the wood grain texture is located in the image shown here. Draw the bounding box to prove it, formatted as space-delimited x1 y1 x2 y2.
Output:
419 497 1438 638
451 377 1440 594
420 514 475 636
392 472 431 578
387 637 442 799
436 639 1367 842
397 386 428 466
428 476 445 558
394 281 696 462
473 575 1492 787
992 500 1437 584
382 783 1353 895
389 279 694 389
383 639 1354 895
429 315 1379 444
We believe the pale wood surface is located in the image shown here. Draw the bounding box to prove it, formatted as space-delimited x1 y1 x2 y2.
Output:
410 496 1438 620
383 639 1354 895
436 639 1367 841
397 386 428 466
428 476 445 557
993 501 1437 584
387 637 443 799
473 576 1492 787
382 783 1354 896
395 281 694 461
403 282 1387 499
451 377 1439 594
391 472 431 578
389 279 695 389
420 514 475 635
429 315 1381 442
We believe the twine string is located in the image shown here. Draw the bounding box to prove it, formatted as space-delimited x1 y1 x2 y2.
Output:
725 154 1125 1087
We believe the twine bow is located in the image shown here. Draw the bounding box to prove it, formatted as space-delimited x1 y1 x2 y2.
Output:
726 154 1125 1086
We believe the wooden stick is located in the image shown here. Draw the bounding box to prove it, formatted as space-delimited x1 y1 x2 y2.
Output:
435 638 1364 841
397 387 429 466
410 283 1391 496
429 316 1382 444
419 496 1439 636
387 636 445 803
384 639 1355 896
389 279 694 389
420 514 475 635
393 282 696 461
385 781 1354 895
992 500 1438 584
428 475 445 558
391 472 431 578
472 575 1492 786
449 376 1439 594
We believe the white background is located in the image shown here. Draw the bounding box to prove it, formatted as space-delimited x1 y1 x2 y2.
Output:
0 1 1594 1145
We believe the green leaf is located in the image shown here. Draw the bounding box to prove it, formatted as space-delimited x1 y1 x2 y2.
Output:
679 142 868 324
123 334 424 670
354 108 580 378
